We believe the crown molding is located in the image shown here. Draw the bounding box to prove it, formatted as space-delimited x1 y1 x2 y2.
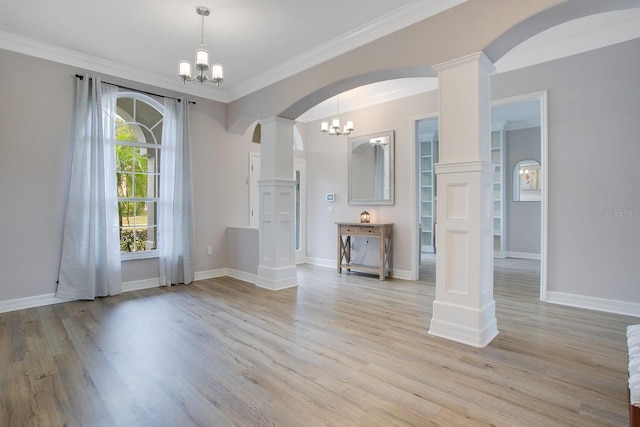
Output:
0 30 230 103
226 0 467 102
0 0 465 104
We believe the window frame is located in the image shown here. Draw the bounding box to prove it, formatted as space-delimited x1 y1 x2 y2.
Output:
114 92 164 261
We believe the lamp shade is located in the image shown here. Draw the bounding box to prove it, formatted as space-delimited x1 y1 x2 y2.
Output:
345 120 354 132
210 63 223 80
321 122 329 132
195 48 209 69
178 61 192 78
331 118 340 130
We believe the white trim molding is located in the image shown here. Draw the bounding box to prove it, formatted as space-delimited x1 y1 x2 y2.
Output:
506 252 541 260
0 31 228 103
0 268 229 314
305 257 335 269
546 291 640 318
392 269 413 281
228 0 467 101
194 269 228 281
226 269 258 285
0 293 76 314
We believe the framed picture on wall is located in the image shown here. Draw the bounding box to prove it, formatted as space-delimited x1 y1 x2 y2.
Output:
514 159 541 201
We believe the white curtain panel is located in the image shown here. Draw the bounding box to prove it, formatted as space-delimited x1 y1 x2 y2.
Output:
158 97 195 286
56 75 121 299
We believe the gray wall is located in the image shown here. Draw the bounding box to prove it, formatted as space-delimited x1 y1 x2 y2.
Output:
2 37 639 307
304 38 640 303
506 127 541 255
0 49 258 302
494 38 640 301
225 227 259 275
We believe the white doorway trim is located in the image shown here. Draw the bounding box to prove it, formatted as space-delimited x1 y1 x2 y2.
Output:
492 90 549 301
410 112 439 281
249 152 261 228
294 157 307 264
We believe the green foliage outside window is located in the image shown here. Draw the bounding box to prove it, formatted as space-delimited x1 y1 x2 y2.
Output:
116 119 150 252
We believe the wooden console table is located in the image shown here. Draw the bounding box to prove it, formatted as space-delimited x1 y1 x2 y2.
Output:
336 223 393 280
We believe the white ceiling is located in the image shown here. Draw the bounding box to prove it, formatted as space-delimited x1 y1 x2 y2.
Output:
1 1 639 123
0 0 465 102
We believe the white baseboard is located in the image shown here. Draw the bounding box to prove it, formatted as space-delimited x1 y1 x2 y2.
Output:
194 268 227 281
305 257 335 268
226 269 257 284
0 268 229 314
305 257 411 281
546 291 640 318
506 251 541 260
122 278 160 292
392 269 412 281
0 293 76 314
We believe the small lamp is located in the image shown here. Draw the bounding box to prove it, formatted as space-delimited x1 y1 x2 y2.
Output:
360 211 370 223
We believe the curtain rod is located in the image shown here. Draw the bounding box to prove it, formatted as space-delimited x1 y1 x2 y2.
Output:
75 74 196 105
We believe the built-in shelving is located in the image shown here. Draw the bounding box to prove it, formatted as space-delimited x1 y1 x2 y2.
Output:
418 121 438 253
491 129 506 258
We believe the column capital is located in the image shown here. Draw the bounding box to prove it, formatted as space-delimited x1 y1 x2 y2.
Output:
432 51 495 74
259 116 296 127
434 160 495 175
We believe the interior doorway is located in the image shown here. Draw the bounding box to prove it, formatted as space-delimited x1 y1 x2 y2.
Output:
411 92 548 299
414 116 439 282
491 91 548 300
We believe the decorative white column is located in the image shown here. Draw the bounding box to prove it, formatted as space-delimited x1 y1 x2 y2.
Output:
429 52 498 348
256 117 297 290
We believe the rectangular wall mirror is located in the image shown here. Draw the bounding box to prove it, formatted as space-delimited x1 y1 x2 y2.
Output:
348 130 394 205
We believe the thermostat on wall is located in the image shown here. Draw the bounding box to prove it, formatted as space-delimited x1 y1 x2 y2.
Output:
326 193 335 202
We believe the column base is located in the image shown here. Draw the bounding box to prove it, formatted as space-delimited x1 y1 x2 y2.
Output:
256 265 297 290
429 300 498 348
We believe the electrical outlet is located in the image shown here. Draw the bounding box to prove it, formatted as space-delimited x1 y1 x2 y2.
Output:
206 246 213 256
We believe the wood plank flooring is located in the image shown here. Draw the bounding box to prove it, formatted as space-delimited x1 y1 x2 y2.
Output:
1 258 636 426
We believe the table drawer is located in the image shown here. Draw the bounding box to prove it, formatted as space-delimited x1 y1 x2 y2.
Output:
360 226 380 236
340 225 360 235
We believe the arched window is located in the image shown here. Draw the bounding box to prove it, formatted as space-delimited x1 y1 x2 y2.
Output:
114 93 164 257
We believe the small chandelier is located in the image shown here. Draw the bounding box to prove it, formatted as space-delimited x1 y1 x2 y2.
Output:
321 95 354 136
178 6 224 87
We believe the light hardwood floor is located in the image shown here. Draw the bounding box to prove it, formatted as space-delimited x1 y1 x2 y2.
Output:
1 258 635 426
